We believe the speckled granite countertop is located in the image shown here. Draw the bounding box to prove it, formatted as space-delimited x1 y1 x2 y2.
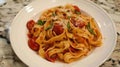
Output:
0 0 120 67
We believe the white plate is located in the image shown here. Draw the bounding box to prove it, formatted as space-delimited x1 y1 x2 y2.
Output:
10 0 117 67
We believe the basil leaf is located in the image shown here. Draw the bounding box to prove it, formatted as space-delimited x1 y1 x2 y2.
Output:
87 22 90 28
45 22 53 31
87 28 95 35
75 11 81 15
86 22 95 35
67 22 71 31
67 16 71 19
37 20 46 25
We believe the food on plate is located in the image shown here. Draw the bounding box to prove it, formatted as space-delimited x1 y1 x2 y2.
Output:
26 4 102 63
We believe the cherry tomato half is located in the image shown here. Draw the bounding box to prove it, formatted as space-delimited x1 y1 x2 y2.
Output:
70 18 85 28
28 38 39 51
73 5 80 12
27 20 35 30
52 23 64 35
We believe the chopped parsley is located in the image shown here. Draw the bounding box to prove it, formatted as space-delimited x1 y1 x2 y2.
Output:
75 11 81 15
67 22 71 31
86 22 95 35
37 20 46 25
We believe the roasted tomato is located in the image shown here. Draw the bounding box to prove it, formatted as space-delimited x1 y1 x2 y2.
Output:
70 18 85 28
73 5 80 12
52 23 64 35
27 20 35 30
28 38 39 51
27 33 33 38
75 20 85 28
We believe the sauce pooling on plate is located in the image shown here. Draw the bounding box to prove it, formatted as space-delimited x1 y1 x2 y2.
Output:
26 4 102 63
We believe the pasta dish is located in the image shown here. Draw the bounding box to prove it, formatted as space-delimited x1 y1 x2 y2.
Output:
26 4 102 63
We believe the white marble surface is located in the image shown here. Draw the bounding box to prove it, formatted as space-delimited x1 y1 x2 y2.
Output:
0 0 120 67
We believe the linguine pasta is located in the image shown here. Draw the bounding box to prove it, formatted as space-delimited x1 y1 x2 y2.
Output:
26 4 102 63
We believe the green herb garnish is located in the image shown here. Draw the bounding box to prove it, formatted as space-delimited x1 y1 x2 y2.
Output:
67 22 71 31
75 11 81 15
45 22 53 31
67 16 71 19
37 20 46 25
86 22 95 35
